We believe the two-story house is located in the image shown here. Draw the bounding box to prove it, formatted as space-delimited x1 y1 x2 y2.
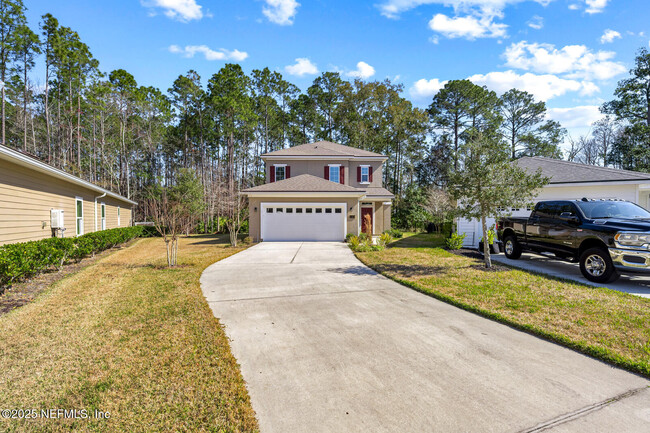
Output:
242 141 394 242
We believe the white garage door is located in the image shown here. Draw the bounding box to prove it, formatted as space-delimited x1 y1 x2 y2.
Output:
261 202 346 241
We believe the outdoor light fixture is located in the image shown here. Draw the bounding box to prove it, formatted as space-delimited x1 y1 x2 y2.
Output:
254 207 258 212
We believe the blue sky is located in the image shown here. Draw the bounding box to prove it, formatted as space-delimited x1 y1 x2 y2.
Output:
25 0 650 145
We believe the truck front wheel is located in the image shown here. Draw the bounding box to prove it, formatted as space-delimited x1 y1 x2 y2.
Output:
579 247 620 283
503 235 522 259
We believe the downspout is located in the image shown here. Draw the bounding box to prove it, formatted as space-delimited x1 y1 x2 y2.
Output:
94 192 107 232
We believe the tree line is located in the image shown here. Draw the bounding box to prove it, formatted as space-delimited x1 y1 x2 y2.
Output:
2 1 649 232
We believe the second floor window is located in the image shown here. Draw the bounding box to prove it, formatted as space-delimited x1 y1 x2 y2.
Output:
360 166 370 183
329 165 340 183
275 166 285 181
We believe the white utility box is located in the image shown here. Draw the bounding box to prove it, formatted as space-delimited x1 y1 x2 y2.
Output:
50 209 65 229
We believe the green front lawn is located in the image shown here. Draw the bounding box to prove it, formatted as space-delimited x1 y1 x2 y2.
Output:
0 235 259 432
356 233 650 377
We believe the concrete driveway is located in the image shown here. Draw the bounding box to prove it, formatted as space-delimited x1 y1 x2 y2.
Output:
201 242 650 433
491 252 650 298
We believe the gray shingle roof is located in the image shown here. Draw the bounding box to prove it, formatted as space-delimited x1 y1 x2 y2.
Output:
515 157 650 184
242 174 366 193
261 141 386 158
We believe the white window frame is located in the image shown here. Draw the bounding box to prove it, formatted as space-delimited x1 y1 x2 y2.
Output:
75 197 84 236
360 165 370 184
117 206 121 227
328 164 340 183
274 164 287 181
101 202 106 230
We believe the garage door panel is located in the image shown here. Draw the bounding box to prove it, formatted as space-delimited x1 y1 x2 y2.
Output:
261 203 345 242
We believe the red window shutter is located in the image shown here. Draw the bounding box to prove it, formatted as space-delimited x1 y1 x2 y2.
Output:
357 166 361 182
286 166 291 179
324 166 329 180
270 165 275 183
340 166 344 184
369 167 373 182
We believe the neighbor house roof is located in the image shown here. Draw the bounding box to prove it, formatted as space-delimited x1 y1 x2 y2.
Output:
0 144 137 205
242 174 367 194
515 156 650 184
261 141 387 159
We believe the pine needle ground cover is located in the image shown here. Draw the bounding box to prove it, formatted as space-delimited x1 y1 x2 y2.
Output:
355 233 650 378
0 235 259 432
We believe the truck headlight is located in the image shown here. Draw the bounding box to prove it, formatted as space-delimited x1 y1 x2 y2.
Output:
614 232 650 248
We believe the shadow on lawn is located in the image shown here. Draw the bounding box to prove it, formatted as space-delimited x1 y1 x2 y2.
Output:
186 234 236 246
371 263 448 277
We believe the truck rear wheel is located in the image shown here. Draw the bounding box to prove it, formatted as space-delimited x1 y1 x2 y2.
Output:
579 247 620 283
503 235 522 259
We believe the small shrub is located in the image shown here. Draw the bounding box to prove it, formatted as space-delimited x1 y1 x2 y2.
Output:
345 233 355 243
445 232 466 250
385 229 403 238
358 232 369 242
378 233 393 248
243 236 253 244
348 235 360 251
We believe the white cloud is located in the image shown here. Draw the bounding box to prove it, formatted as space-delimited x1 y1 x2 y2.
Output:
377 1 553 19
468 70 598 101
528 15 544 29
546 105 604 128
346 61 376 79
600 29 621 44
584 0 609 14
409 78 448 100
142 0 203 22
285 58 318 76
503 41 626 81
429 13 507 39
168 45 248 61
262 0 300 25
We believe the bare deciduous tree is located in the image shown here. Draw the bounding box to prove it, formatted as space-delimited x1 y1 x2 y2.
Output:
424 187 454 232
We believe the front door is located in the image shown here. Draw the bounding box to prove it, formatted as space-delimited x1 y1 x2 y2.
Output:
361 207 373 235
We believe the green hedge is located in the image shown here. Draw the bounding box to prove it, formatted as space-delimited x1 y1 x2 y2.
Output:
0 226 143 290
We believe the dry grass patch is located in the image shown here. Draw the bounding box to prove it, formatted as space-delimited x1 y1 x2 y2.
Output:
357 233 650 377
0 235 259 432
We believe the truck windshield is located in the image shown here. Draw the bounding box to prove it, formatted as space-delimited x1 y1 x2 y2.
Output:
576 201 650 219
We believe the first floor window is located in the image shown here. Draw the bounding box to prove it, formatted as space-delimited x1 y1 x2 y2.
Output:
76 197 84 236
329 165 340 183
117 206 121 226
360 166 370 183
101 203 106 230
275 166 286 181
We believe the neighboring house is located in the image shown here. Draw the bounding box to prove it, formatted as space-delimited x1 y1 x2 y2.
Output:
0 145 136 246
242 141 394 242
458 156 650 248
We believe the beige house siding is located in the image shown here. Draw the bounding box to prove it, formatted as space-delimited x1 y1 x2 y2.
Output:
265 159 383 188
0 157 133 245
248 196 360 242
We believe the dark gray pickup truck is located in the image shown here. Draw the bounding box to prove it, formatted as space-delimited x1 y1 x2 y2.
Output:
497 198 650 283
